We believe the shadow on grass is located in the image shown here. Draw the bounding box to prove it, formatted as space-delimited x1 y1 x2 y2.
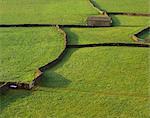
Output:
39 48 79 89
0 28 80 112
0 90 31 112
38 27 80 88
90 0 106 12
110 15 121 26
39 71 71 88
64 28 79 45
44 27 79 71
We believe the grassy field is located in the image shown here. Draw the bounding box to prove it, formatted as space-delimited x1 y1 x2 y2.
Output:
0 1 149 117
1 47 149 117
0 0 99 25
0 27 65 83
64 27 142 44
111 15 150 26
93 0 150 13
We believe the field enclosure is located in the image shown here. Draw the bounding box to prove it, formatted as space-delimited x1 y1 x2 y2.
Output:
0 0 99 25
0 27 65 83
0 0 150 117
64 27 143 44
90 0 150 27
111 15 150 26
93 0 150 13
1 47 149 117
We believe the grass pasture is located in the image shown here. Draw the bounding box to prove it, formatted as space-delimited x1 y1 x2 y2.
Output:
0 0 149 117
111 15 150 26
64 27 142 44
93 0 150 13
0 0 99 25
0 47 149 117
0 27 65 83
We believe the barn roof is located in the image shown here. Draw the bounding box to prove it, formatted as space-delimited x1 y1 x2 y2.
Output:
87 16 111 21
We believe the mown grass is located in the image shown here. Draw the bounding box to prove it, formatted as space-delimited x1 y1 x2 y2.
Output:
94 0 150 13
1 47 149 117
0 27 65 83
111 15 150 26
64 27 142 44
0 0 98 25
1 89 149 118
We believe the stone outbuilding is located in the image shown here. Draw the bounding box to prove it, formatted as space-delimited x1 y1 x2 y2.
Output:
87 15 112 27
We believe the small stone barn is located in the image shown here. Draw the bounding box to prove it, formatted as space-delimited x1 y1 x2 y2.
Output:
87 16 112 27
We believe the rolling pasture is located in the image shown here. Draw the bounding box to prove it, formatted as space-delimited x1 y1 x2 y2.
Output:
64 27 142 44
0 0 99 25
0 0 149 117
111 15 150 26
0 27 65 83
93 0 150 13
1 47 149 117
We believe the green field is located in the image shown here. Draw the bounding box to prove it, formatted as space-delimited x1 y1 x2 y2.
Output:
64 27 142 44
0 0 149 117
0 27 65 83
0 0 99 25
111 15 150 26
93 0 150 13
1 47 149 117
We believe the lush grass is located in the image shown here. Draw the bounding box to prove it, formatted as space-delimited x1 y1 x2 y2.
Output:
0 0 98 25
1 89 149 118
0 27 65 83
94 0 150 13
1 47 149 117
42 47 149 95
111 15 150 26
64 27 142 44
1 1 149 117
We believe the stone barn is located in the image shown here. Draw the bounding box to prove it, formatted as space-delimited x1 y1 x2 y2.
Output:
87 16 112 27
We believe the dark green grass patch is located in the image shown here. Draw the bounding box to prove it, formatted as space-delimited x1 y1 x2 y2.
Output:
94 0 150 13
140 32 150 39
1 47 149 117
138 30 150 42
64 27 142 44
0 0 98 25
0 27 65 83
111 15 150 26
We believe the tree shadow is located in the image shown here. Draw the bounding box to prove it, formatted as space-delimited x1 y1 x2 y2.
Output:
0 90 31 112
